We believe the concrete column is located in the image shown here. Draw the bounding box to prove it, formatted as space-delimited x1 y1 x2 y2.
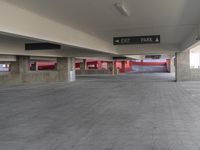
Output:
107 61 113 74
9 58 21 83
97 61 102 70
67 57 76 82
18 56 29 74
175 50 191 81
10 60 20 74
114 61 118 75
166 59 170 72
57 57 76 82
170 57 175 73
9 56 29 83
129 61 132 72
121 61 126 73
10 56 29 74
80 59 86 74
57 57 68 82
35 62 39 71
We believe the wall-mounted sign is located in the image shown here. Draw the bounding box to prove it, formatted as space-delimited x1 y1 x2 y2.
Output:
113 35 160 45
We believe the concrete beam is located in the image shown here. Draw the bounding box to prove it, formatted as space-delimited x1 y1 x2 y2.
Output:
116 44 180 55
0 1 117 55
0 35 114 57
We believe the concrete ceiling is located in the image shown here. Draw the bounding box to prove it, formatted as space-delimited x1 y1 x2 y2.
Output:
5 0 200 46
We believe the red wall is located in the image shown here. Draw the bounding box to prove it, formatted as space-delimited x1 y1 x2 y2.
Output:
131 61 167 66
75 60 169 73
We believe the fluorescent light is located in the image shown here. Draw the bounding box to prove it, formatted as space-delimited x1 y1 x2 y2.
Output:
114 1 130 16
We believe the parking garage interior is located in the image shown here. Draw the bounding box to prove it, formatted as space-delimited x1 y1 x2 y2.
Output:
1 0 200 150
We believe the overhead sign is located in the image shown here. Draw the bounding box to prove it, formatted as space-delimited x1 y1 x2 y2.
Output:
113 56 127 60
145 55 161 59
25 43 61 50
113 35 160 45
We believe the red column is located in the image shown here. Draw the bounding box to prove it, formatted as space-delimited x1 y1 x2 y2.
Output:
97 61 102 70
121 61 126 73
129 61 132 72
113 61 117 75
83 59 87 70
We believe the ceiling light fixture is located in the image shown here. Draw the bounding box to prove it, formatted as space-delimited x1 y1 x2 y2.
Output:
114 1 130 17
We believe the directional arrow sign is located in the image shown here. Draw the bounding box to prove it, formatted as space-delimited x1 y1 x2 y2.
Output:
113 35 160 45
115 39 120 43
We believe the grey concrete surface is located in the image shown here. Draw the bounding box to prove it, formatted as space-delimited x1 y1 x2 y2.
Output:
1 73 200 150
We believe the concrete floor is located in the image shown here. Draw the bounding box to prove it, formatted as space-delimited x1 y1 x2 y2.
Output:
1 73 200 150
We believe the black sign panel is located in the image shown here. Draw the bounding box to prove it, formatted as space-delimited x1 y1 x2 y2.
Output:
25 43 61 50
145 55 161 59
113 56 127 60
113 35 160 45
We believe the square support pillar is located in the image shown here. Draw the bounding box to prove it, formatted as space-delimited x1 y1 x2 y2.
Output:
170 57 175 73
57 57 69 82
166 59 171 72
113 61 118 75
19 56 29 74
57 57 76 82
121 61 126 73
107 62 113 75
10 56 29 83
67 57 76 82
175 50 191 81
9 57 21 83
10 60 20 74
97 61 102 70
80 59 87 74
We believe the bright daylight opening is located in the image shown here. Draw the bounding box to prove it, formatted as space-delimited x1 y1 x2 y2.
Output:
190 45 200 69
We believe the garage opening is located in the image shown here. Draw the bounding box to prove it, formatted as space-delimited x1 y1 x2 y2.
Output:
29 57 57 71
0 55 16 73
124 54 175 74
131 59 169 73
0 63 10 72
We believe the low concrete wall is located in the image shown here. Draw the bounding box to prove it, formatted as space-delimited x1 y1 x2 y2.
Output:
0 72 21 84
0 71 62 84
76 69 111 75
0 56 75 84
190 69 200 81
22 71 62 83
